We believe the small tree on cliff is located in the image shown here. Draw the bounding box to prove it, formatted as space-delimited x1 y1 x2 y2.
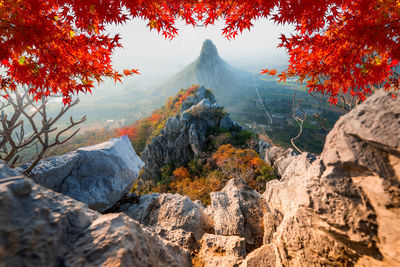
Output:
1 0 398 104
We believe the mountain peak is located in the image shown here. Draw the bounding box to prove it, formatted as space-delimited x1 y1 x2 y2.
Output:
199 39 219 63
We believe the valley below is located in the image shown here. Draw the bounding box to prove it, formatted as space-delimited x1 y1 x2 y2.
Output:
55 39 344 156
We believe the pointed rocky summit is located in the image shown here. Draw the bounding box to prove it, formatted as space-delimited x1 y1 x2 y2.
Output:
148 39 267 107
198 39 220 65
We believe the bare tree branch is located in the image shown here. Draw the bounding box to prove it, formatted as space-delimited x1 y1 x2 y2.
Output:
290 92 307 154
313 112 330 133
0 86 86 174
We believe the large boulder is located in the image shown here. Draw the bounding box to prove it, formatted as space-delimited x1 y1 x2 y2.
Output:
27 135 144 212
121 193 208 250
258 90 400 266
209 178 265 252
0 162 190 266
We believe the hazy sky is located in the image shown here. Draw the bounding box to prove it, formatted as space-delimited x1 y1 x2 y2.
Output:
106 18 294 83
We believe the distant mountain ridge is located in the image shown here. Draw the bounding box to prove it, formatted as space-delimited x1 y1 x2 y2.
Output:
149 39 266 107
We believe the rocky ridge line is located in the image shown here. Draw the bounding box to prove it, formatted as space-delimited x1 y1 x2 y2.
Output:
140 85 240 180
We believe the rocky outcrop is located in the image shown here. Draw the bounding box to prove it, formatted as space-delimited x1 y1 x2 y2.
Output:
25 135 144 212
125 90 399 266
259 90 400 266
141 86 240 180
65 213 190 267
240 245 276 267
208 178 265 252
263 145 316 177
0 162 190 266
120 178 266 265
121 193 208 250
194 234 246 267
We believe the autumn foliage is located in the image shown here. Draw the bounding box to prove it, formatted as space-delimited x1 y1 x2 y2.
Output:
139 143 276 205
260 0 400 103
211 144 276 191
2 0 399 104
117 85 200 152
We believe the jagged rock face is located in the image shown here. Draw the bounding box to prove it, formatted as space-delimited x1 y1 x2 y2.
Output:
65 213 190 267
141 86 239 180
194 234 247 267
209 178 266 252
120 181 263 265
121 193 208 250
240 245 276 267
263 145 316 177
0 162 191 267
260 90 400 266
26 135 144 212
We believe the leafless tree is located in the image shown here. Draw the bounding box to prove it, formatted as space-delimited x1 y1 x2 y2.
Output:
313 112 330 133
289 92 307 154
0 87 86 175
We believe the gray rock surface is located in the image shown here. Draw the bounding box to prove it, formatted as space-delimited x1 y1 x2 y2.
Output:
27 135 144 212
194 233 246 267
259 90 400 266
209 178 265 252
141 86 239 180
263 146 284 166
123 193 208 249
256 139 272 161
0 162 190 267
65 213 191 267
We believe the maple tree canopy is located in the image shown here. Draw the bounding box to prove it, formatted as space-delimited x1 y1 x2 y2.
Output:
1 0 399 104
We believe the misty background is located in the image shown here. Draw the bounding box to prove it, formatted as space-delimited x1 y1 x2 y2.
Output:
67 18 296 129
4 17 345 158
102 18 293 88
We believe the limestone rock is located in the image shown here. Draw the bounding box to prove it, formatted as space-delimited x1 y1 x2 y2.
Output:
141 86 239 180
256 139 272 161
123 193 207 249
0 163 99 267
260 90 400 266
240 245 276 267
273 148 297 176
194 233 246 267
0 162 190 267
263 146 285 166
65 213 191 267
27 135 144 212
209 178 265 252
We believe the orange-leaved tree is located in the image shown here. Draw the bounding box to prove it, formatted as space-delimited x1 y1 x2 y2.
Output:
1 0 399 104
